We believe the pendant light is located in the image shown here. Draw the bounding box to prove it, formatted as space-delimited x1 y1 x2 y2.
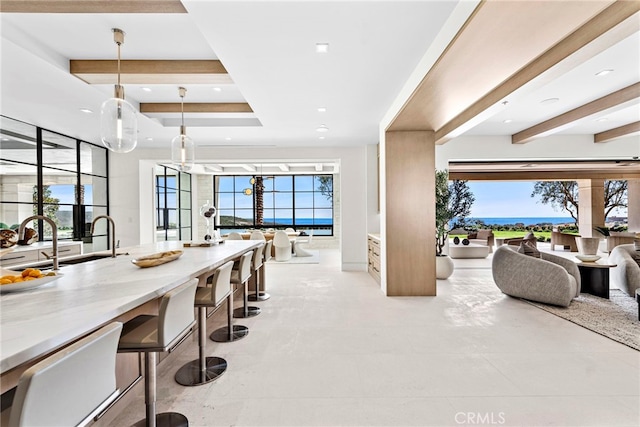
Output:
100 28 138 153
171 87 195 172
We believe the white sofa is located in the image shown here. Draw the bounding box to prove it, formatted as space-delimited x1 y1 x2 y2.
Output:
608 244 640 297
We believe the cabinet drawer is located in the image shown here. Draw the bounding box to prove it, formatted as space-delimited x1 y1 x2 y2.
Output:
0 249 39 267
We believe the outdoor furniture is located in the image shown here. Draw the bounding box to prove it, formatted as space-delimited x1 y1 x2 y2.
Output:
449 242 489 259
466 229 495 253
550 230 579 251
504 232 538 248
492 245 580 307
606 233 636 252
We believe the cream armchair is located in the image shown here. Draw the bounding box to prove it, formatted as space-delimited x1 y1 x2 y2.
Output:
492 245 580 307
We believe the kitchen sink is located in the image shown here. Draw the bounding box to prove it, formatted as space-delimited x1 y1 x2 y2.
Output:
12 252 128 271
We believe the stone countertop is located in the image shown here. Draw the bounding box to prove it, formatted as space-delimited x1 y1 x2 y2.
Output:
0 240 261 374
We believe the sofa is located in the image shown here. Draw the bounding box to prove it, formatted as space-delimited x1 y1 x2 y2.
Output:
608 244 640 297
492 245 581 307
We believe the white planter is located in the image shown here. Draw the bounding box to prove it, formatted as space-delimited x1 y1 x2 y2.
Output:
575 237 600 255
436 255 454 279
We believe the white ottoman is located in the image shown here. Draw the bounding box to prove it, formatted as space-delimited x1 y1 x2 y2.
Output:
449 243 490 259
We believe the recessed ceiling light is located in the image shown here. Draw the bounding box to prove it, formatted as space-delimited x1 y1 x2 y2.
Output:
595 69 614 76
225 137 232 141
213 87 222 92
145 137 154 141
596 117 609 122
317 107 327 112
316 124 329 132
540 98 560 105
315 43 329 53
503 119 513 123
1 137 9 141
141 87 152 92
79 108 93 114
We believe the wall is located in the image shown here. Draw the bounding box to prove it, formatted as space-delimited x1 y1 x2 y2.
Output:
109 145 368 271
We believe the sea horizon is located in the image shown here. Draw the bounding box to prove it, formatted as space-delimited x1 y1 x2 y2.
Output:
466 216 626 226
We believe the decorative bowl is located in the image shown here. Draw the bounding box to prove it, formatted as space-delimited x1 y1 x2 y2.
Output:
575 254 601 263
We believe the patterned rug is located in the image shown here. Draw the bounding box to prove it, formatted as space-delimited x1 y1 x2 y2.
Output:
525 289 640 351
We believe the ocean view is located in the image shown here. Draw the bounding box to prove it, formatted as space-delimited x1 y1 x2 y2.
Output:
468 217 575 226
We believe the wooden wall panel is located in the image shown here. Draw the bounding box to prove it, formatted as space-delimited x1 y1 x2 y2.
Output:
384 131 436 296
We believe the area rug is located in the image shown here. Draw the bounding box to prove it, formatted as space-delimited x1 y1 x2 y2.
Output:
270 250 319 264
525 290 640 351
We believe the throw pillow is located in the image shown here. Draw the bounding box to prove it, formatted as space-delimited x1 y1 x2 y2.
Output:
524 231 536 240
517 241 541 258
453 236 460 245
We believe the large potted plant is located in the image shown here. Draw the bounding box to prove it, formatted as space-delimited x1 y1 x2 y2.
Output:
435 169 474 279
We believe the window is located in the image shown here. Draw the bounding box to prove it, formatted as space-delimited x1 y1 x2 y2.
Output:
213 174 333 236
155 165 192 241
0 115 109 252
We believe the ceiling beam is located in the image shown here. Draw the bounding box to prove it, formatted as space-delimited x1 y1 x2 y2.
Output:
70 60 230 84
140 103 253 114
594 120 640 143
431 0 640 144
0 0 187 13
512 82 640 144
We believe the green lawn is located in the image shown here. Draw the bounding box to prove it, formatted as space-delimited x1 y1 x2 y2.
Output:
450 230 580 242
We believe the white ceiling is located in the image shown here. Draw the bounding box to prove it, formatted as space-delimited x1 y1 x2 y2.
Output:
0 0 638 157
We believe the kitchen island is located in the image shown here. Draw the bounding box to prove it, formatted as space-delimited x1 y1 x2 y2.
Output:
0 239 261 393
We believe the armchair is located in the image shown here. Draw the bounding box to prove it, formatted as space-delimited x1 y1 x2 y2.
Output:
492 245 580 307
504 231 538 248
467 229 495 252
550 230 579 251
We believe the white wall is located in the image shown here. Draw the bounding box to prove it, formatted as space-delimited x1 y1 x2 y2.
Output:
109 145 369 271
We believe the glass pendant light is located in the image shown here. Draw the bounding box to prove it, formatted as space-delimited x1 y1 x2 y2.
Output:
100 28 138 153
171 87 195 172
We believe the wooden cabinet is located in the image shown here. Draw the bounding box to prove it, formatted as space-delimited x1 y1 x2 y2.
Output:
367 234 381 285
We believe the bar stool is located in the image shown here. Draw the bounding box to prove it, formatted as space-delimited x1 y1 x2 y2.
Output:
232 249 262 319
118 279 198 427
8 322 123 427
210 259 251 343
250 239 272 301
174 261 235 386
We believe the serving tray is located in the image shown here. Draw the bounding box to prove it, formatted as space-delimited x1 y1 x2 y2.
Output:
131 250 183 268
0 270 63 293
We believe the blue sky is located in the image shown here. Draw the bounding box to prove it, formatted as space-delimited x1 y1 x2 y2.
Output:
466 181 628 218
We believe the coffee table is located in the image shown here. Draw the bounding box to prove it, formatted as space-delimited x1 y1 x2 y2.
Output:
449 242 489 259
577 261 616 299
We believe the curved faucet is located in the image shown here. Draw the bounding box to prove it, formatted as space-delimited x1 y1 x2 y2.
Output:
90 215 117 258
19 215 58 270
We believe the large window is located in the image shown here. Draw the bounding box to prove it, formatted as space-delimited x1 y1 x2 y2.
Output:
0 116 110 252
155 165 192 241
214 174 333 236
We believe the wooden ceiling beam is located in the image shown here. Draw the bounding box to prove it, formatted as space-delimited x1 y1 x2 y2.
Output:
70 60 230 84
512 82 640 144
431 0 640 144
594 120 640 143
0 0 187 13
140 103 253 113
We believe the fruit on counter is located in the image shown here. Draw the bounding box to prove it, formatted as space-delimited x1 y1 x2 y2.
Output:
0 268 55 285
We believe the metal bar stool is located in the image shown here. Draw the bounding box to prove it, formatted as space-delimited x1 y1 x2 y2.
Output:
249 239 272 301
232 249 262 319
175 261 235 386
8 322 123 427
118 279 198 427
210 260 250 342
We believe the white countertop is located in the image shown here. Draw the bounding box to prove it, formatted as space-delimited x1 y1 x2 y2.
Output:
0 240 261 374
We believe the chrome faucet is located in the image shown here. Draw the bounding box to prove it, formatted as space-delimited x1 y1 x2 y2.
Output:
19 215 58 270
91 215 116 258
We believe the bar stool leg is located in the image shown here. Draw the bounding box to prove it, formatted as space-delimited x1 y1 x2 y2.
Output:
211 291 249 342
175 307 227 386
248 266 270 301
133 352 189 427
233 279 260 318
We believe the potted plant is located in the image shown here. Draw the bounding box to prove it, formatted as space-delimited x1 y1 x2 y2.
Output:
435 169 474 279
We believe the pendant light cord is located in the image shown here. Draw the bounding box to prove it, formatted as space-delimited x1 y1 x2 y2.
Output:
116 40 121 87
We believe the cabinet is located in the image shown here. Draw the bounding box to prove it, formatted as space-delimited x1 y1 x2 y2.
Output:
0 242 82 268
367 234 381 285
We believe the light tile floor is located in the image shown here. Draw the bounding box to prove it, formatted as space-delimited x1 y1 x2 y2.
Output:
107 248 640 427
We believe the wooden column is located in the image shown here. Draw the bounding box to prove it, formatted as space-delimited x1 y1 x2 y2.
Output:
384 130 436 296
577 179 605 237
627 179 640 232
